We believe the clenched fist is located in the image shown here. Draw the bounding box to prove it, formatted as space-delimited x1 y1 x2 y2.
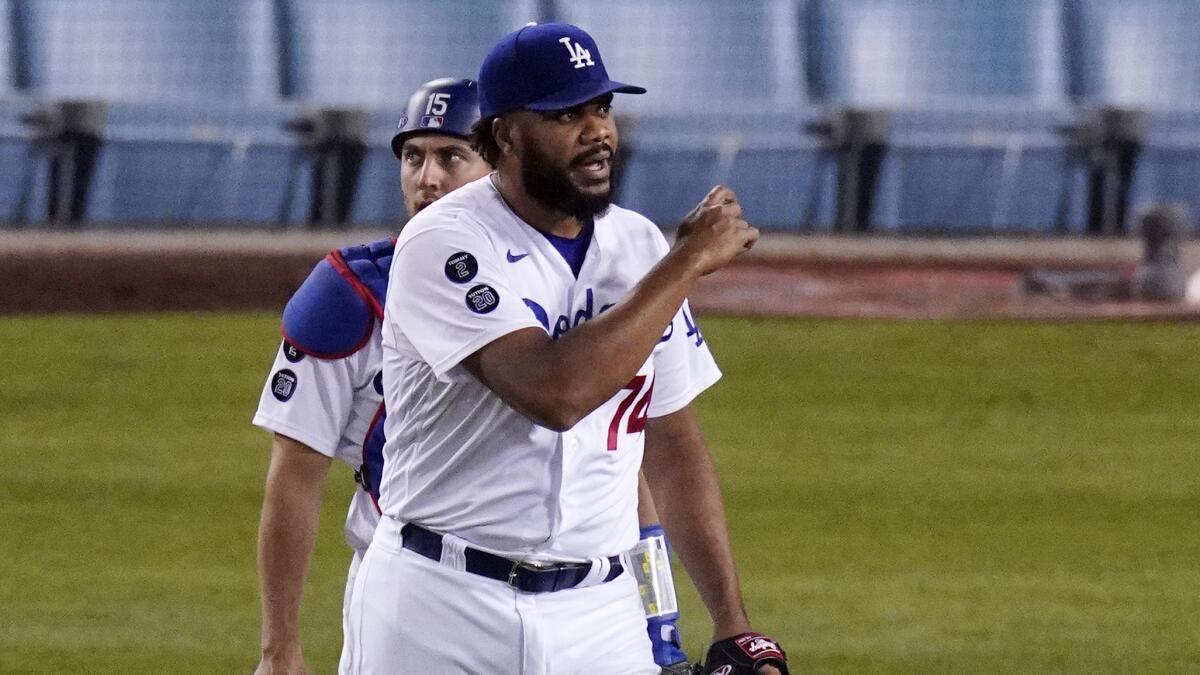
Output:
673 185 759 276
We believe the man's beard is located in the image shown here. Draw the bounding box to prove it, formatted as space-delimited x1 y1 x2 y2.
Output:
518 141 613 222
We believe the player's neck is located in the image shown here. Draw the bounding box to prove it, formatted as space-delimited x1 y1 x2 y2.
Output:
490 171 582 238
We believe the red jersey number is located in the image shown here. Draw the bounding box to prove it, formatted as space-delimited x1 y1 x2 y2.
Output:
607 375 654 451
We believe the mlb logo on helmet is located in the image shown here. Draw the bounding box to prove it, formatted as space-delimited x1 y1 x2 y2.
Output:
420 116 444 128
476 22 645 118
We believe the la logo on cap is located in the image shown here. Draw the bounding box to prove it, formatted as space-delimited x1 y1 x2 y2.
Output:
559 36 594 69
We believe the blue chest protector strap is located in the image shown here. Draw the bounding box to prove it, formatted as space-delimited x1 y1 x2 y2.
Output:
282 238 395 507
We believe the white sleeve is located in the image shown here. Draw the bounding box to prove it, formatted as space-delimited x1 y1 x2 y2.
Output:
387 223 543 381
648 299 722 418
251 339 368 457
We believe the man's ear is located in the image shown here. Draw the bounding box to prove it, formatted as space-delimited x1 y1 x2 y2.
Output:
494 115 517 157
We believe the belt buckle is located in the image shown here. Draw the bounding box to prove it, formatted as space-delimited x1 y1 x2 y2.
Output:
506 559 551 587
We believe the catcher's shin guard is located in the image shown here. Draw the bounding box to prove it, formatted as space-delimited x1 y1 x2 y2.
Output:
630 524 689 667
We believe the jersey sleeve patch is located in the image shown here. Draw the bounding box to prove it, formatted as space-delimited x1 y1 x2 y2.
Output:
281 256 376 359
389 224 544 381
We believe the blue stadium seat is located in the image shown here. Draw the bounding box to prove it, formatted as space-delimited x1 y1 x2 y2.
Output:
19 0 280 104
1067 0 1200 226
0 0 32 221
556 0 829 229
871 111 1088 232
0 98 55 224
85 104 310 224
283 0 540 108
15 0 306 224
1067 0 1200 111
554 0 806 116
617 114 834 230
283 0 540 227
1 6 34 222
810 0 1084 232
0 0 14 96
810 0 1067 110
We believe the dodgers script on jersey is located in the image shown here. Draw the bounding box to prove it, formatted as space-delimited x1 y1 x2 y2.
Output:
253 335 382 554
379 175 721 561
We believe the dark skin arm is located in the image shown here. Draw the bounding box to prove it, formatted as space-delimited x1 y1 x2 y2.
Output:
463 186 757 430
254 434 332 675
643 406 783 675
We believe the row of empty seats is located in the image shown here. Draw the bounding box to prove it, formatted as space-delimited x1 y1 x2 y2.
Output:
0 0 1197 231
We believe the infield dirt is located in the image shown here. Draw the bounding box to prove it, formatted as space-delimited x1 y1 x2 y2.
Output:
2 230 1198 320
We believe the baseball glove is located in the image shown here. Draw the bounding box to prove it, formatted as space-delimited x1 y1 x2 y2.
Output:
694 632 789 675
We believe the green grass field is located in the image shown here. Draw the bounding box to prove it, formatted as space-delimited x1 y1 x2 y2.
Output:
1 313 1198 674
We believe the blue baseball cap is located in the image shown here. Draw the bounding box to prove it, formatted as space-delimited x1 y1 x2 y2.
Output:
478 22 645 118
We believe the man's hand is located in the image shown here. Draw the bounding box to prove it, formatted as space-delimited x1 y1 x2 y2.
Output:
673 185 759 276
253 644 311 675
694 632 789 675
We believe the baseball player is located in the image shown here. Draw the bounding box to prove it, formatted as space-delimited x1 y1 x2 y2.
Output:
348 22 789 675
253 76 697 675
252 78 491 675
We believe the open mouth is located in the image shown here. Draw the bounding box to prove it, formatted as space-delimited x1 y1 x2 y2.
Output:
573 149 612 182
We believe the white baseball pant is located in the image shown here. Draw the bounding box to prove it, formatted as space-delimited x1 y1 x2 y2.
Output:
345 517 658 674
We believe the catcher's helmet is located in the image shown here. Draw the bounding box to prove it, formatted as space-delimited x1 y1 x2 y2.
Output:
391 78 481 158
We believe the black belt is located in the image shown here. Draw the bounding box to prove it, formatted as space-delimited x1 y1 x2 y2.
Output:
400 523 624 593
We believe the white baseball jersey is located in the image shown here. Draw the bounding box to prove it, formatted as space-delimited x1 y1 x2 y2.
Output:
252 332 383 553
379 174 721 561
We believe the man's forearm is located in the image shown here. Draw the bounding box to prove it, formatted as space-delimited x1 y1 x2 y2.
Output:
548 250 702 407
637 470 659 526
463 186 757 431
257 435 331 656
468 249 704 431
643 406 751 639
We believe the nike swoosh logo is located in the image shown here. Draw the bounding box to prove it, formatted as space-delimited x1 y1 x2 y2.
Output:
506 250 529 263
